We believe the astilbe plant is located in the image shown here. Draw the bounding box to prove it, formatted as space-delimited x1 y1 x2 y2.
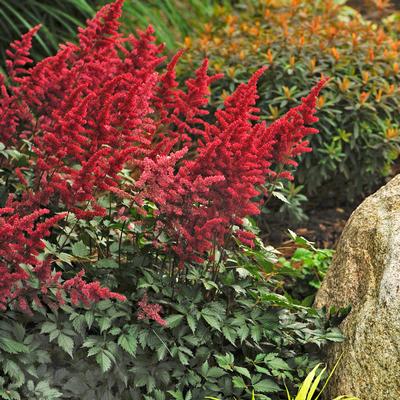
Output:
0 0 325 314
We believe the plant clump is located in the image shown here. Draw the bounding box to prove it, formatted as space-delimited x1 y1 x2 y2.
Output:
0 1 344 399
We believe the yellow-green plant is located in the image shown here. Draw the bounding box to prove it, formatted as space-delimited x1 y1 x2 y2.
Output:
205 356 360 400
285 362 359 400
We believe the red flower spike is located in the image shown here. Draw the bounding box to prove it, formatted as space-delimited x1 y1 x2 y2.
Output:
137 293 167 326
6 25 41 79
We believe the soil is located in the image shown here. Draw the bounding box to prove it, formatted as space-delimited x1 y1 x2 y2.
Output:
264 205 353 250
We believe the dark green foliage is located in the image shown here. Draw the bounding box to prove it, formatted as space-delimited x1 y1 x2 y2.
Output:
0 263 342 400
0 0 97 67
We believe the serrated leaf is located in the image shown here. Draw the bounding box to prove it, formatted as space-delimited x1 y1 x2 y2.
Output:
12 323 25 342
215 353 234 371
234 366 251 379
85 312 94 329
96 351 112 373
118 334 137 356
207 367 226 379
49 329 60 342
201 313 221 331
167 391 184 400
57 334 74 358
185 391 192 400
40 322 58 334
0 338 29 354
267 356 291 371
165 314 184 329
87 347 101 357
200 360 209 377
3 360 23 387
253 379 281 393
251 324 262 342
222 326 237 346
99 317 111 333
138 330 148 349
71 241 90 258
153 389 166 400
182 335 199 347
35 381 62 399
186 314 197 333
72 315 86 334
178 350 189 365
237 324 250 342
232 375 247 389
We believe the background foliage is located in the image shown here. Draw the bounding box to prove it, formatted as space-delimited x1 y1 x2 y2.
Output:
0 0 227 67
0 0 97 68
114 0 226 51
186 0 400 207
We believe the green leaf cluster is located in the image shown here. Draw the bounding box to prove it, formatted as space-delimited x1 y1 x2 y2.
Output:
0 265 343 399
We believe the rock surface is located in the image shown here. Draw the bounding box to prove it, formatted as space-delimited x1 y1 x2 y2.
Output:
315 175 400 400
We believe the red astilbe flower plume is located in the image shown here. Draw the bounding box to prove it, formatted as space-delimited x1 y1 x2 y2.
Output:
63 270 126 306
77 0 123 52
137 293 166 326
268 77 329 180
6 24 41 80
0 205 63 311
136 69 327 264
0 0 156 310
3 0 160 218
0 201 123 312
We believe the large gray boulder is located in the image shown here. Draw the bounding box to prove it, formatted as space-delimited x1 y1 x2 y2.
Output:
315 175 400 400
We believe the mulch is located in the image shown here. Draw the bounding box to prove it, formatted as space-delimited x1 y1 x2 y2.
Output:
291 206 351 249
263 204 355 251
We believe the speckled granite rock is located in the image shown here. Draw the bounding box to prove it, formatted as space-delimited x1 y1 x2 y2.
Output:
315 175 400 400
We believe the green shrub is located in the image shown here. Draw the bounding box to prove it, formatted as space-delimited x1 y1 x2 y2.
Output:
186 0 400 205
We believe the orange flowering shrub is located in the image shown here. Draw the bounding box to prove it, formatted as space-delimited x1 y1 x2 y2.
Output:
187 0 400 204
